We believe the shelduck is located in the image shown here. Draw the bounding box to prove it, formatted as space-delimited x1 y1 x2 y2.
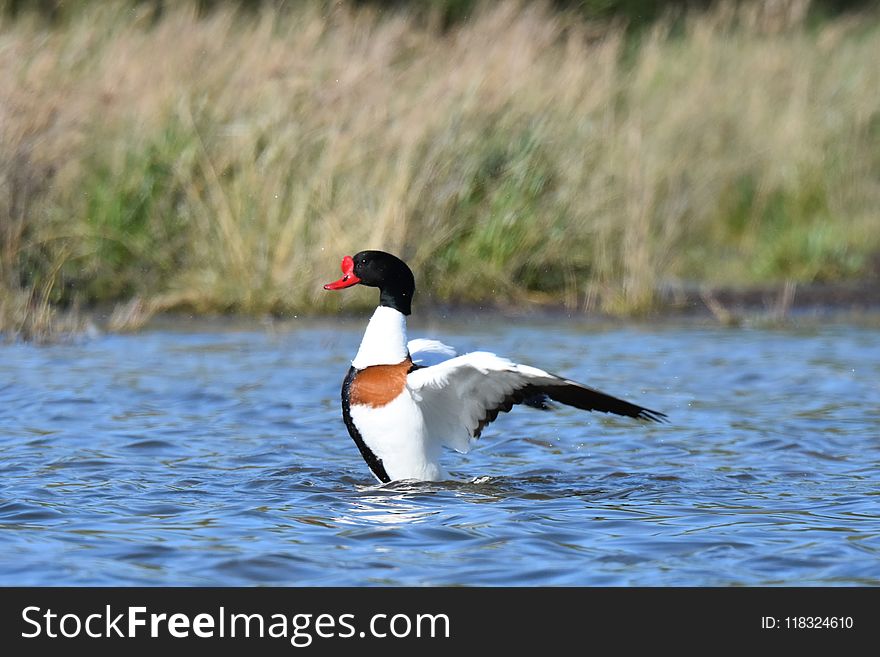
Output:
324 250 666 482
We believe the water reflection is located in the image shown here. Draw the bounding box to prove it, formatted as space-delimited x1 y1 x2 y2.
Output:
338 487 441 526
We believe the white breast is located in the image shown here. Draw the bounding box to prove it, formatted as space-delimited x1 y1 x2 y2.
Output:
348 391 447 482
352 306 409 369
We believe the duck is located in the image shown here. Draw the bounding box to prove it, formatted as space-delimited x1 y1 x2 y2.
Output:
324 250 666 482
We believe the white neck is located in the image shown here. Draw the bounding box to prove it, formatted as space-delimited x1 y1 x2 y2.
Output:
351 306 409 369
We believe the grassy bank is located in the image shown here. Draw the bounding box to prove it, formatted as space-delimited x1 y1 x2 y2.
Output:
1 0 879 337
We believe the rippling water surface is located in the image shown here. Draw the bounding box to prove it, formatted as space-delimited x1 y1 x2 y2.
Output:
1 316 878 585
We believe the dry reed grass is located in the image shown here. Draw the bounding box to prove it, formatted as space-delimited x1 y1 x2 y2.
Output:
1 0 878 335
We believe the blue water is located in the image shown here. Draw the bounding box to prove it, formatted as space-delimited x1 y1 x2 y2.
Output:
0 317 878 585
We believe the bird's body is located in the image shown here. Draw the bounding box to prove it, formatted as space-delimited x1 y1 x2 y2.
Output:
324 251 666 482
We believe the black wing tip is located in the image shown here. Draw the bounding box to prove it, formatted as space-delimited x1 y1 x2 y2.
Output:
543 381 668 424
637 408 668 423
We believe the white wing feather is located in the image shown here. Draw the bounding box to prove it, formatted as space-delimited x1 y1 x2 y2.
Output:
406 352 559 453
407 338 458 367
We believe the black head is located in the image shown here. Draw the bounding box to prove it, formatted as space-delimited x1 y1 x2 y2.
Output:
323 250 416 315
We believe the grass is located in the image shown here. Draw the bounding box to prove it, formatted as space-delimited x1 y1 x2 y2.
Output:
1 0 879 336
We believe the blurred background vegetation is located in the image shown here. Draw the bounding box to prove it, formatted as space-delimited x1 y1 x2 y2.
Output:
3 0 878 26
1 0 879 338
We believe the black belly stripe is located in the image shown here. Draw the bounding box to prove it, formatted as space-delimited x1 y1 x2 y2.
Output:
341 366 391 483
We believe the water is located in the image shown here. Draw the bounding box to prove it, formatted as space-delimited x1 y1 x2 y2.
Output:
1 317 878 586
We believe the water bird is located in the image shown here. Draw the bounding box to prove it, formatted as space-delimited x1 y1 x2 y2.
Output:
323 250 666 482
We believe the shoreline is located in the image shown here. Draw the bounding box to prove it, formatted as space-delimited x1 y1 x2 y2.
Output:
6 277 875 342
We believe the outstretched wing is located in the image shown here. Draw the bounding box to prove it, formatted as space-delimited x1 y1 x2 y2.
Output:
406 351 666 453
